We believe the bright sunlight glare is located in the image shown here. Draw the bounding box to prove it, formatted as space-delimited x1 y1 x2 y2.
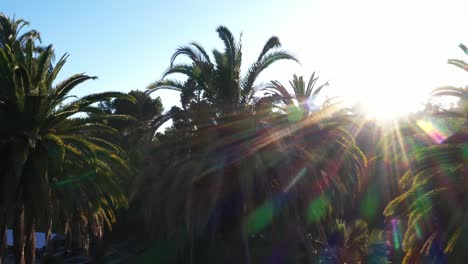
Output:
263 0 468 121
362 95 421 120
318 0 466 120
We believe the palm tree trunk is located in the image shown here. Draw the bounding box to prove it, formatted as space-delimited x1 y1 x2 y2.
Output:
82 220 89 257
44 193 53 255
71 211 89 255
64 217 72 253
45 216 52 254
0 213 7 264
224 225 249 264
242 232 251 264
222 167 250 264
13 204 25 264
24 218 35 264
71 213 82 252
89 214 103 260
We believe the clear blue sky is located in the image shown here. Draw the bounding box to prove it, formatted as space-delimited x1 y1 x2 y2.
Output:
2 0 468 118
1 0 311 110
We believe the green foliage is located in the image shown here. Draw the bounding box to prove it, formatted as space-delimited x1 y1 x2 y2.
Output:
0 13 132 262
244 202 274 235
138 27 366 262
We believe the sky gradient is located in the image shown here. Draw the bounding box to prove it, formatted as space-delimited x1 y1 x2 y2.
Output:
2 0 468 117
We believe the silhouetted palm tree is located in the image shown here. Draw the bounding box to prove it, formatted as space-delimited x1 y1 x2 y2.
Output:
384 44 468 263
0 22 132 263
148 25 298 117
264 72 329 119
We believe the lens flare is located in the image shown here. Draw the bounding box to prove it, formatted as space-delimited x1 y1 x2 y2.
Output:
307 195 330 223
245 201 274 235
391 218 402 250
416 120 448 144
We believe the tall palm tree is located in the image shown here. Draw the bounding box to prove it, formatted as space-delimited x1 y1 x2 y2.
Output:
144 27 365 262
0 27 132 263
148 25 298 117
262 73 365 216
141 70 365 263
88 91 165 257
94 90 164 186
384 44 468 263
0 13 42 263
142 26 298 262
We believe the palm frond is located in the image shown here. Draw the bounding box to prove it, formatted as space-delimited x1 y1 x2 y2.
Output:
257 36 281 61
241 50 298 99
170 45 211 67
51 74 97 105
162 63 195 79
147 79 185 93
432 86 467 99
448 59 468 72
216 25 236 68
33 44 54 93
189 42 212 64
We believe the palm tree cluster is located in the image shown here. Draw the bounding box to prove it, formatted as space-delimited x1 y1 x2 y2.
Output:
0 14 466 264
0 14 133 263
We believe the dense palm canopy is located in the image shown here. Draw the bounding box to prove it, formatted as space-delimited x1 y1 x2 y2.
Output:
140 29 367 263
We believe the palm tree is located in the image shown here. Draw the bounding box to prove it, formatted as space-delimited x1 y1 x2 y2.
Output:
87 91 165 257
148 25 298 117
94 90 164 183
143 26 366 262
141 70 365 263
100 91 164 177
262 73 365 216
264 72 329 120
384 44 468 263
0 24 132 263
141 26 299 262
0 13 40 51
51 136 129 258
100 90 164 139
0 14 42 262
429 43 468 124
247 74 366 263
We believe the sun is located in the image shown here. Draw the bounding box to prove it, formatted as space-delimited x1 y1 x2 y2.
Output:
359 94 422 121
